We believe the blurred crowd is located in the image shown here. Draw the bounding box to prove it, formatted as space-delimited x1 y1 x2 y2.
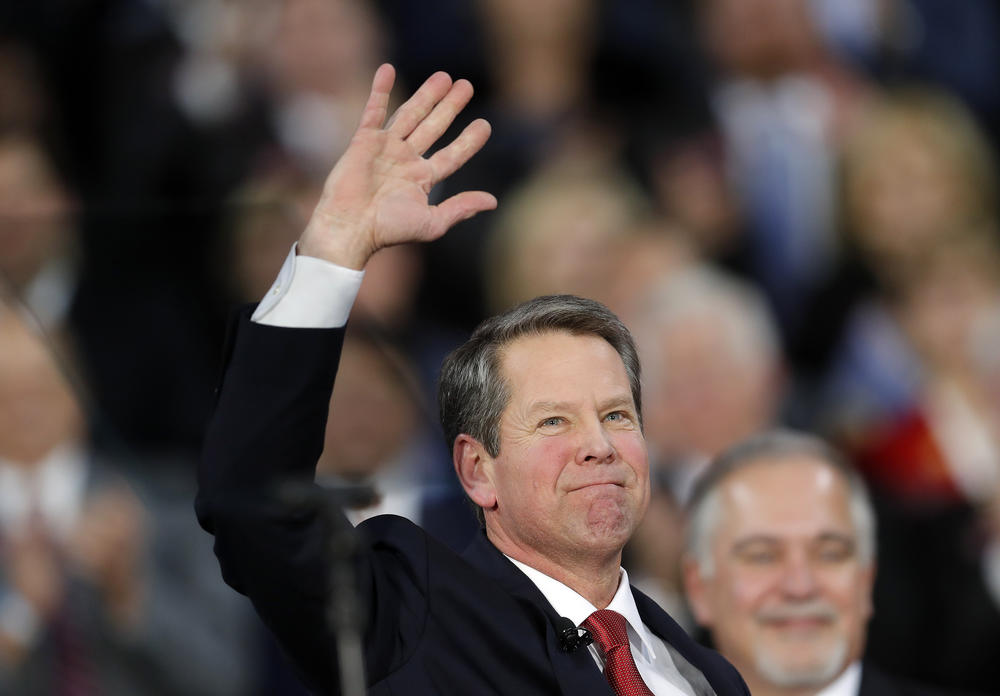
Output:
2 0 1000 693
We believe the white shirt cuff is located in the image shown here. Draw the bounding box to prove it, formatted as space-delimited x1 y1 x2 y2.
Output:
251 243 365 328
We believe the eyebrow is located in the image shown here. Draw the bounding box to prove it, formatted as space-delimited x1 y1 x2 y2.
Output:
814 532 856 548
731 531 856 552
731 536 780 553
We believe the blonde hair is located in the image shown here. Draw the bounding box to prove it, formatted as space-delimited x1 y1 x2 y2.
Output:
484 164 650 313
842 87 998 238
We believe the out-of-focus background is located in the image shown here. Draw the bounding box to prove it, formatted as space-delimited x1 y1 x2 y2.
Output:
1 0 999 693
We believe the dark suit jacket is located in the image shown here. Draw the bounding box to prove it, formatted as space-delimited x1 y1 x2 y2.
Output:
196 311 749 695
859 664 984 696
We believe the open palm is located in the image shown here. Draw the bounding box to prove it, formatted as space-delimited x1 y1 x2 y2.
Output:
300 64 497 269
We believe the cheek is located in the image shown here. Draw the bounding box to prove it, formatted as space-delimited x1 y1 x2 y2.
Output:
725 570 778 615
535 437 572 461
615 433 648 472
501 440 569 499
531 438 577 483
825 568 873 616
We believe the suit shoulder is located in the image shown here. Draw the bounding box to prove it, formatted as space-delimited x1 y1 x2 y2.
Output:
860 664 987 696
358 513 429 548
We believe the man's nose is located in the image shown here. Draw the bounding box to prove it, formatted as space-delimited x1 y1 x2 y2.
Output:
577 417 616 464
779 550 820 598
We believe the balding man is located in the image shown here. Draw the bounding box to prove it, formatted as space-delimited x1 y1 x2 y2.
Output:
682 430 970 696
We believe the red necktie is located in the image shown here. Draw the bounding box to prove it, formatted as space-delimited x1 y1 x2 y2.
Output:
583 609 654 696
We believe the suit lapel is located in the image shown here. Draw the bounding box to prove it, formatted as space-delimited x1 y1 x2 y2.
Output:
461 532 615 696
632 586 719 696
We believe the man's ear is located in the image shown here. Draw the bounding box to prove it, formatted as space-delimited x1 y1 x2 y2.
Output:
453 434 497 510
681 553 715 627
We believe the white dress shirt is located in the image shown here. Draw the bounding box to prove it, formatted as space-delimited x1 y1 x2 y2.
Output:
815 661 862 696
508 559 697 696
252 244 364 329
254 245 702 695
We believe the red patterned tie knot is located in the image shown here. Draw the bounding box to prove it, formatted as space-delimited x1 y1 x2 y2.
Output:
584 609 630 650
582 610 654 696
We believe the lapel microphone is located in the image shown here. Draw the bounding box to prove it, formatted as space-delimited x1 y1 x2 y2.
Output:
556 617 593 653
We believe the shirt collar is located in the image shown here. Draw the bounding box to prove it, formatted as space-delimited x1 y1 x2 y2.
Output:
815 661 862 696
505 556 658 660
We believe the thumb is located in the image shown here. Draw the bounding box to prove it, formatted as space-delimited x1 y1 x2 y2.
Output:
430 191 497 239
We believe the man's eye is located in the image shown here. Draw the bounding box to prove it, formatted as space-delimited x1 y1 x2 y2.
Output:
540 417 563 427
735 545 780 565
605 411 630 423
815 541 854 563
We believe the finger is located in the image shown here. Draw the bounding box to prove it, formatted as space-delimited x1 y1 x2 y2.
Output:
357 63 396 130
427 118 492 184
429 191 498 238
406 78 474 155
385 71 453 138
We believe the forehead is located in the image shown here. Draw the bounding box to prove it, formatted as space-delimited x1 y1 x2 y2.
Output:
499 330 630 400
715 456 855 542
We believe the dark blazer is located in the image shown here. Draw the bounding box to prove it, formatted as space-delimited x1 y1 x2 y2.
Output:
196 311 749 695
859 664 983 696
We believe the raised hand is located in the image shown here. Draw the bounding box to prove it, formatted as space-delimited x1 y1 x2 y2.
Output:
299 64 496 269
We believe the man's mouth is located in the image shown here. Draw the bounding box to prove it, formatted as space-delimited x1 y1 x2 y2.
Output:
757 605 837 632
569 481 625 492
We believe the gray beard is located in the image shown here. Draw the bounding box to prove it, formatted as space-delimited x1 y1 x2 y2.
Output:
754 636 848 689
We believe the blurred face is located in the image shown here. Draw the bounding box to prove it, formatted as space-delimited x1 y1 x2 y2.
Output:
0 139 71 288
479 0 595 45
644 315 775 459
353 244 422 327
848 127 967 263
702 0 818 79
270 0 381 95
232 175 319 300
515 189 628 307
482 331 650 564
319 338 417 480
653 143 739 256
685 457 873 691
898 255 998 371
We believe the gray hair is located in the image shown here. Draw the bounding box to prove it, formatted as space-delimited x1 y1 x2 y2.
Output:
634 264 781 382
685 430 876 576
438 294 643 458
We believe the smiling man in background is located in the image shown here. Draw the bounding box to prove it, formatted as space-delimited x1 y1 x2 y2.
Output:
682 430 964 696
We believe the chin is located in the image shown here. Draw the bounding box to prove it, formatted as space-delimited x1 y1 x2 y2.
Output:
754 638 848 689
583 503 639 547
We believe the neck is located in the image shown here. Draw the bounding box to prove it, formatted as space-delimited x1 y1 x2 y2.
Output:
0 438 82 470
486 525 623 607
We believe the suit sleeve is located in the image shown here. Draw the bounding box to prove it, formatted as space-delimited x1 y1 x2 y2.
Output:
196 308 438 694
195 307 348 691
